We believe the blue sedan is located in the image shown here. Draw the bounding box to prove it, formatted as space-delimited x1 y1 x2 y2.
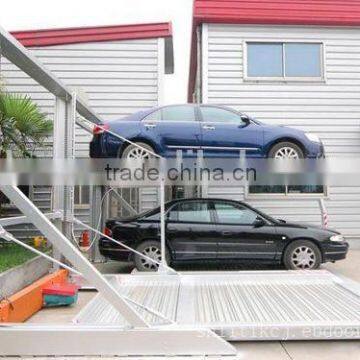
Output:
90 104 324 159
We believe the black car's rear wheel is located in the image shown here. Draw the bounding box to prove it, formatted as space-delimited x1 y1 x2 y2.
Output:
134 240 170 272
283 240 321 270
269 141 304 159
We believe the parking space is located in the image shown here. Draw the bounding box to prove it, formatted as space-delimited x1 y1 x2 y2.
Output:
24 249 360 359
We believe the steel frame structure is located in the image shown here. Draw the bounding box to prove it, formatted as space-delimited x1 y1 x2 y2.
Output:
0 23 359 357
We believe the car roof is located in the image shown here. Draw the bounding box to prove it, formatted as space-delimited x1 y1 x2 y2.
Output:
165 197 247 207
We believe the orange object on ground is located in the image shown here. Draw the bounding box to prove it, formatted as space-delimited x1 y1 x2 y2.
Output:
80 231 90 247
0 269 68 323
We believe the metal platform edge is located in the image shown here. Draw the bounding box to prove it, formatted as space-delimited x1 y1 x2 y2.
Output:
0 324 236 356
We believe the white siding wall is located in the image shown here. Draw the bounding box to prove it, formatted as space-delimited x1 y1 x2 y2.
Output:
203 24 360 238
1 38 161 158
0 38 163 238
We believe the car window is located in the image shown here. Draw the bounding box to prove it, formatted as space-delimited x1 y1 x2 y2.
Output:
143 109 161 121
201 107 244 124
161 105 196 122
168 201 211 223
143 212 160 221
214 202 258 225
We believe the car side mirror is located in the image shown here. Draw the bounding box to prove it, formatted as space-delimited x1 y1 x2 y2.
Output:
277 219 286 224
239 115 250 127
253 217 266 228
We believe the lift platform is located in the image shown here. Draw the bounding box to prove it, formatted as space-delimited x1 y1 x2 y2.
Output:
75 270 360 341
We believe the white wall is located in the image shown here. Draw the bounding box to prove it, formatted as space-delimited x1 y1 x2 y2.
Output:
203 24 360 238
1 38 162 158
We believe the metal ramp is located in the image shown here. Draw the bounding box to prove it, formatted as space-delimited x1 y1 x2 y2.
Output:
75 270 360 341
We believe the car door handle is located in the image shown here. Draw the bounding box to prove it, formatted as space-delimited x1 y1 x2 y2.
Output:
202 125 216 131
222 231 232 236
144 122 157 129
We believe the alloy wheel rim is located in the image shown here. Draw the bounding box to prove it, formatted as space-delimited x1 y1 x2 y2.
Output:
127 147 151 160
140 246 161 270
274 147 300 159
291 246 316 269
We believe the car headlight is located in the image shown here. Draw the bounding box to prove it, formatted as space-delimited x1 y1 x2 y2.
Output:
305 133 321 143
330 234 345 242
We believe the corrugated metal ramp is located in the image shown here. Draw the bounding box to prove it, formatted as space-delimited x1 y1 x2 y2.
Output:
74 270 360 340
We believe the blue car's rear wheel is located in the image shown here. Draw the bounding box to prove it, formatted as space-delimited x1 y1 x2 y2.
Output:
120 142 156 159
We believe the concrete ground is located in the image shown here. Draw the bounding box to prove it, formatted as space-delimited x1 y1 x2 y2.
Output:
23 249 360 359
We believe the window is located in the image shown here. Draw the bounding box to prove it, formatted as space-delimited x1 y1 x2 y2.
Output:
214 202 258 225
246 42 323 79
168 201 211 223
248 185 325 196
74 186 90 207
200 107 244 124
144 106 196 122
162 105 196 122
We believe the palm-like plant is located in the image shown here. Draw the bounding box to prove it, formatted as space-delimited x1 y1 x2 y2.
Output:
0 93 53 158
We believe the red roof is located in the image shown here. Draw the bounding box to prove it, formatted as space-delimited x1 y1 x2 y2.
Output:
11 22 172 47
194 0 360 26
189 0 360 101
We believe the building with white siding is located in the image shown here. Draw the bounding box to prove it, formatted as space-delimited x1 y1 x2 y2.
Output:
188 0 360 240
0 22 173 238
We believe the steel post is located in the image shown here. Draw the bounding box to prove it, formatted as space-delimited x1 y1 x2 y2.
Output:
159 157 167 269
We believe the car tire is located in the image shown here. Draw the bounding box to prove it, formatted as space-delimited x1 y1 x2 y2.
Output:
120 142 156 159
269 141 304 159
134 240 170 272
283 240 322 270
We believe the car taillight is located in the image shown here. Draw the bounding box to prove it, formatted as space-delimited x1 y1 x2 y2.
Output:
93 124 109 135
104 227 112 237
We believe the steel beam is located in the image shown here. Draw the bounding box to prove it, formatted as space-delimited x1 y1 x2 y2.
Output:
0 212 61 227
89 185 105 262
0 185 148 328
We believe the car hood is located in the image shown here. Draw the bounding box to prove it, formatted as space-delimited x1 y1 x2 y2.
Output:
260 123 306 136
277 221 340 234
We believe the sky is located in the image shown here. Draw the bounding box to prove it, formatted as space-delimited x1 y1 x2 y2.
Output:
0 0 194 104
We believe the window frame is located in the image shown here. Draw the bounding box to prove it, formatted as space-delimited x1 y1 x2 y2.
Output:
74 185 90 209
244 40 326 83
166 200 214 224
245 184 329 200
198 105 247 125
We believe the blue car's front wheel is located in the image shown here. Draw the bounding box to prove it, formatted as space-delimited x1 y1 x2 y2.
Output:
268 141 304 159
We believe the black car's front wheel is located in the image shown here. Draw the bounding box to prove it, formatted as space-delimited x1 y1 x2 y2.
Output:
283 240 321 270
134 240 170 272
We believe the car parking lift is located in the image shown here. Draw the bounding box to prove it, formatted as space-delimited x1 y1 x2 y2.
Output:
0 25 360 357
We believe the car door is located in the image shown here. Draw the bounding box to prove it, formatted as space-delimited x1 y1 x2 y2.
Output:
140 105 201 156
199 106 262 157
212 200 278 260
166 200 217 261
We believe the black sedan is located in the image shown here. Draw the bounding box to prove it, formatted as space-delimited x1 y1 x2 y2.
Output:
99 198 348 271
